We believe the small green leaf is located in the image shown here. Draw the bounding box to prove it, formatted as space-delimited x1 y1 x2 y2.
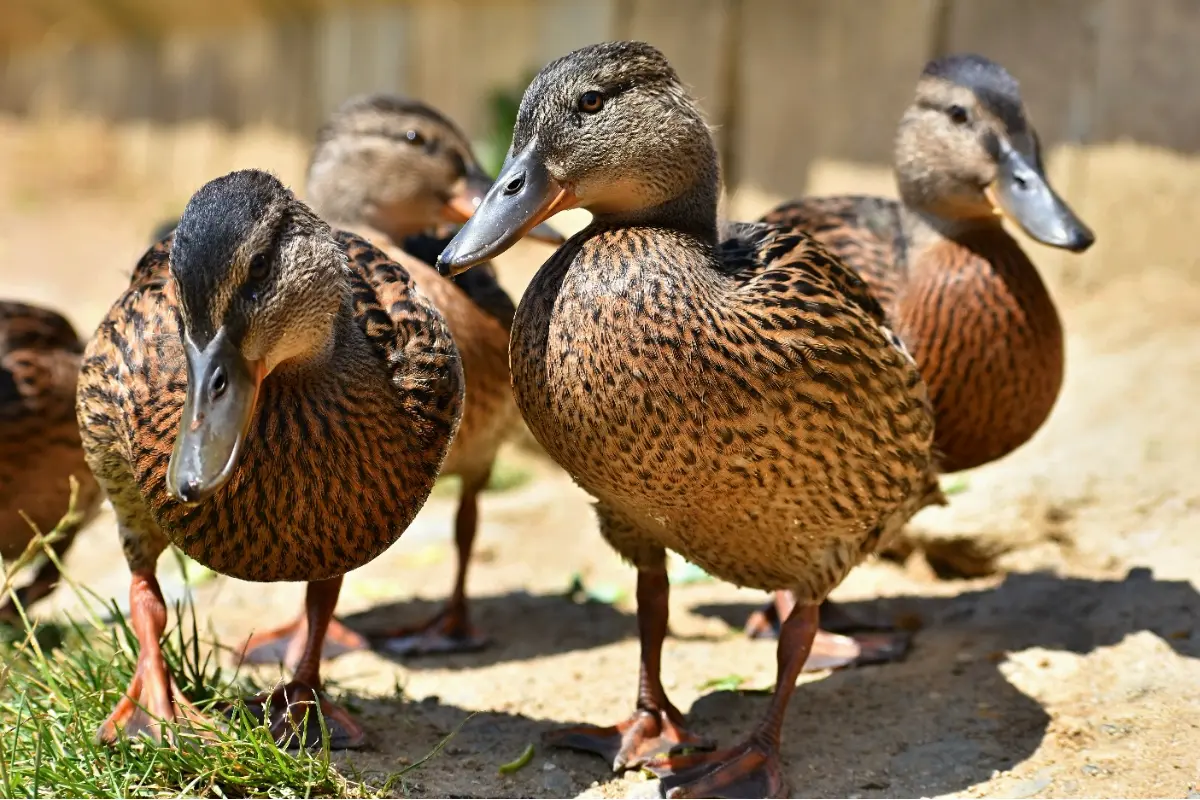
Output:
940 473 971 496
497 743 535 775
486 460 534 493
564 572 586 597
564 573 627 604
178 555 217 585
697 674 750 692
585 583 627 605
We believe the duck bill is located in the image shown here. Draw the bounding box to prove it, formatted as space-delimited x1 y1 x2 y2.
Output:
441 163 566 248
985 140 1095 253
437 144 578 276
166 329 265 506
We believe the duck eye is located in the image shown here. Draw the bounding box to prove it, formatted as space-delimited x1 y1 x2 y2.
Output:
247 252 270 285
947 104 970 125
405 129 427 147
578 90 605 114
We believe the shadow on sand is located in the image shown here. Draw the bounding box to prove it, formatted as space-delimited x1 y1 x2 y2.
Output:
308 567 1200 797
339 588 635 669
677 567 1200 797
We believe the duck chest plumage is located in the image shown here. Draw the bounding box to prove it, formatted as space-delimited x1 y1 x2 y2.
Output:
511 224 938 599
79 231 463 583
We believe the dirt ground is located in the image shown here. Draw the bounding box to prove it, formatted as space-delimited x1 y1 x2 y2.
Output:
4 152 1200 799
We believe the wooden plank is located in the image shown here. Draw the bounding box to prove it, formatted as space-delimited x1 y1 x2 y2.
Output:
270 15 322 134
731 0 939 216
314 4 413 126
1091 0 1200 152
408 0 541 138
534 0 618 66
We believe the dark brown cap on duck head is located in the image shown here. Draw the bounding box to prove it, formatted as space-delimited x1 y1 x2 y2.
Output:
898 53 1095 253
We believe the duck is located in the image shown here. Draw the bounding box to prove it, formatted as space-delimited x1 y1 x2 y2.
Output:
437 41 942 798
75 169 464 749
0 301 102 619
233 94 561 665
747 53 1096 646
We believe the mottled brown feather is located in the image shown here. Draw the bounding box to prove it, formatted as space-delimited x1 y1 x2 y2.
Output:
0 301 101 563
76 231 464 582
762 196 1063 472
337 224 516 484
304 91 523 491
512 221 941 603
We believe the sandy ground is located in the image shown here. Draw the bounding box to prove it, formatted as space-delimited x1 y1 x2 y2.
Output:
4 168 1200 799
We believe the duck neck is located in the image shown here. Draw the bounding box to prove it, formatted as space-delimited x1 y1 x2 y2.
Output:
896 204 1050 308
307 174 365 228
589 147 721 246
360 211 425 245
269 293 361 384
900 205 1010 252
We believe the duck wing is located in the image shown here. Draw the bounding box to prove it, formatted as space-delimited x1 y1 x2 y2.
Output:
335 230 465 448
758 196 907 310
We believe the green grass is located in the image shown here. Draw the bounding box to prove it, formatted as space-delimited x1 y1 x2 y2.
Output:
0 489 445 798
696 674 751 693
0 606 364 797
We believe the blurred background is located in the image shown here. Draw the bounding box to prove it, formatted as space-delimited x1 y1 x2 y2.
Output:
2 0 1199 319
3 3 1200 796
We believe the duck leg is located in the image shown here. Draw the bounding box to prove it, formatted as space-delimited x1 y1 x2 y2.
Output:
97 569 213 744
545 567 714 771
649 603 820 798
238 576 367 750
373 472 491 656
239 613 368 669
744 591 909 671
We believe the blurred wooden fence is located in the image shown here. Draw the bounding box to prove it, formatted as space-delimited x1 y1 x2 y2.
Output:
2 0 1200 282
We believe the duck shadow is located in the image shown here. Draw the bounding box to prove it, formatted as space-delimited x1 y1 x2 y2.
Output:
678 567 1200 797
328 691 600 798
339 589 634 670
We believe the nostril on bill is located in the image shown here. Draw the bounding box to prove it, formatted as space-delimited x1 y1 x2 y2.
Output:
504 174 526 195
209 367 227 400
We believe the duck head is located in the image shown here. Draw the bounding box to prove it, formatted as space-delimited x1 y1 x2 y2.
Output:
166 169 347 505
438 41 718 275
306 93 562 247
896 53 1094 252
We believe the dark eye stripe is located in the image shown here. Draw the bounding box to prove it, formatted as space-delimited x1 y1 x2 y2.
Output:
242 219 285 296
980 130 1002 161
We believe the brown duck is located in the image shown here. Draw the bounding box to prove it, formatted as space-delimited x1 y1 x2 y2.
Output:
438 41 941 798
76 169 464 749
1 301 102 618
748 53 1095 647
236 94 561 664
